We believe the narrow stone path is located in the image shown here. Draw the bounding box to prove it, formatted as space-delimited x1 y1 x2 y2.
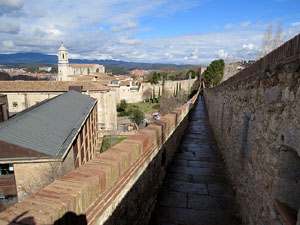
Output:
148 99 241 225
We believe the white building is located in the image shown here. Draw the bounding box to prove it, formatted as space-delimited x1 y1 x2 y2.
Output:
57 44 105 81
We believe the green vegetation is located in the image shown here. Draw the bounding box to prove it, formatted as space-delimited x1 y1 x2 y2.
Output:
117 100 160 116
101 137 127 152
187 69 197 79
202 59 225 86
129 109 145 129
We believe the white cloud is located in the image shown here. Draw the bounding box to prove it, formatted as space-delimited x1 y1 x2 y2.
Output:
0 22 20 34
0 0 24 16
241 21 251 27
2 40 14 47
0 0 298 64
224 23 234 29
165 52 173 59
217 49 228 58
242 43 254 50
110 22 138 32
118 38 141 45
290 22 300 27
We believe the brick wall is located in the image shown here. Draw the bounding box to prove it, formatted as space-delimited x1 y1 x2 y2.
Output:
0 90 199 225
204 33 300 225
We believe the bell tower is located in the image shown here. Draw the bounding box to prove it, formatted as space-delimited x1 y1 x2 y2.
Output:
57 43 69 80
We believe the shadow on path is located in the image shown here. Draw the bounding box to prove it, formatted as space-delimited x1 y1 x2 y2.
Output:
148 99 241 225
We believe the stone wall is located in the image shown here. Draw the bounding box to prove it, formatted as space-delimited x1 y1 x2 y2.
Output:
204 34 300 225
114 78 197 104
0 90 199 225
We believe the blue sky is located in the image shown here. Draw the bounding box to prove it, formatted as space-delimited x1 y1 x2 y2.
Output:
0 0 300 65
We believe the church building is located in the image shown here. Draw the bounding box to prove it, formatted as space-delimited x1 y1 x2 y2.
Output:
57 44 105 81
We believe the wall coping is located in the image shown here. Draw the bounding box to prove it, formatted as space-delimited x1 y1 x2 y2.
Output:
211 33 300 89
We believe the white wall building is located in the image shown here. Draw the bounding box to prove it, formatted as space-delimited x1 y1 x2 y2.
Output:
57 44 105 81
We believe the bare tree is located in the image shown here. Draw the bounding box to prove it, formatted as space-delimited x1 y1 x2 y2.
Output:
160 90 178 114
258 24 283 59
142 88 152 101
18 163 62 201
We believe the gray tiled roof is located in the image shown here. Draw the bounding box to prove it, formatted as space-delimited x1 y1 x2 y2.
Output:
0 90 97 158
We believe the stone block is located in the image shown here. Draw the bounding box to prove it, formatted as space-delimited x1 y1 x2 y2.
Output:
282 87 295 102
264 86 281 105
278 126 300 157
273 178 300 211
278 150 300 180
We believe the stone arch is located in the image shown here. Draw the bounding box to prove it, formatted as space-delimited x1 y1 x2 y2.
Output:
96 68 99 73
88 68 90 75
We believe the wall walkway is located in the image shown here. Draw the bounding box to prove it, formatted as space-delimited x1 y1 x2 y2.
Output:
149 99 240 225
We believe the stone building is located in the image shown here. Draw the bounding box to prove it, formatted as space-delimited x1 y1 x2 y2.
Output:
0 90 99 204
0 81 117 130
57 44 105 81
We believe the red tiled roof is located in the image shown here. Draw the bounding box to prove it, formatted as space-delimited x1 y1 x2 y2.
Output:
0 81 110 92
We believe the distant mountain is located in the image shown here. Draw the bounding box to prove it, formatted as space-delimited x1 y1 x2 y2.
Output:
0 52 193 70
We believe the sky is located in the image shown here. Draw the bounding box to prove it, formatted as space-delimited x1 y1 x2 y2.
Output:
0 0 300 65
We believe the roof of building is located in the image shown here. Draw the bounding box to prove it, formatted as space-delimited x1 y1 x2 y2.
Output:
0 81 110 92
0 90 97 158
58 44 67 51
120 81 130 86
91 72 113 80
69 64 102 68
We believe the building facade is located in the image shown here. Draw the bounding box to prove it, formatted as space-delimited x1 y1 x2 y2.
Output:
0 81 117 130
0 91 99 205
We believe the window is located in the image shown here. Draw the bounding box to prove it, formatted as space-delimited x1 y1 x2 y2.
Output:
0 164 14 176
12 102 18 107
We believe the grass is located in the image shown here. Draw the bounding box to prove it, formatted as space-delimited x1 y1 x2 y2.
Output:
101 137 127 152
127 102 160 114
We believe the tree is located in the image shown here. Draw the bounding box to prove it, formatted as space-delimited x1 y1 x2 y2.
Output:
148 72 159 84
158 87 161 98
203 59 225 86
187 70 196 79
129 109 145 130
258 24 282 58
142 88 152 102
117 99 128 112
160 90 178 114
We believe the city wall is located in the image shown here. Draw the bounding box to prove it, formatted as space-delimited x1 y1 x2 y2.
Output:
115 78 197 104
0 90 200 224
204 34 300 225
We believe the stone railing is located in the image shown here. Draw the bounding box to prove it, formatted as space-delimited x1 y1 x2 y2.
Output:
0 91 199 225
204 33 300 225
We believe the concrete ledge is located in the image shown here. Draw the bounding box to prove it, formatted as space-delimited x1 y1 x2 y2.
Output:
0 90 200 225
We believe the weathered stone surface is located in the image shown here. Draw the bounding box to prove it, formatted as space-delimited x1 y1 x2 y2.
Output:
264 86 281 104
278 150 300 180
278 126 300 157
204 54 300 225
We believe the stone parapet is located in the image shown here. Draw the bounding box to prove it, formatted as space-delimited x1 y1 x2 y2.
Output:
204 33 300 225
0 90 199 225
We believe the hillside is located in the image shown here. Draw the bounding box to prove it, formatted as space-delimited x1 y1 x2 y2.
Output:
0 53 195 71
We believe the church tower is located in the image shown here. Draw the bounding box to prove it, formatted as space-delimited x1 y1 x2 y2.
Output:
57 43 70 81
